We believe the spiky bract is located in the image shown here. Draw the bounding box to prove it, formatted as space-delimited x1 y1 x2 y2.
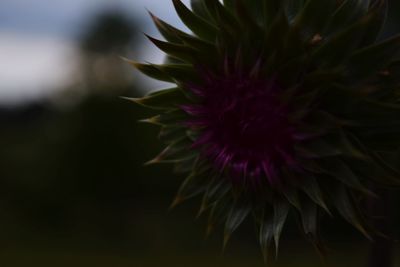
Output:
127 0 400 259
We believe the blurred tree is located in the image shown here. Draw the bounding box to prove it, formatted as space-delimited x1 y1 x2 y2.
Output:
78 11 139 96
0 9 166 248
81 12 137 54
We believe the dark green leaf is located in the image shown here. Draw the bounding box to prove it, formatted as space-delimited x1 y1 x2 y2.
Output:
346 35 400 80
296 139 342 159
299 177 331 214
347 134 400 186
207 198 230 236
292 0 336 41
234 0 262 37
262 0 284 28
126 60 173 82
359 0 388 46
345 100 400 126
224 200 251 247
157 64 199 83
329 185 372 239
159 125 188 144
273 201 289 256
223 0 235 10
299 200 326 257
146 35 196 63
303 68 344 88
199 177 231 216
312 11 380 68
164 55 186 64
149 12 216 55
277 54 309 86
302 110 342 132
318 158 375 197
369 151 400 185
325 0 370 36
146 137 194 164
191 0 213 20
125 87 187 110
171 165 211 208
263 10 290 73
204 0 241 35
173 0 217 41
314 131 369 160
259 211 274 262
153 109 189 125
236 0 265 26
282 186 301 211
149 12 189 43
285 0 306 21
300 200 318 237
174 156 198 173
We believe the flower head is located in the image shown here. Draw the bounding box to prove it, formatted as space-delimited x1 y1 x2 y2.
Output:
184 67 298 187
127 0 400 259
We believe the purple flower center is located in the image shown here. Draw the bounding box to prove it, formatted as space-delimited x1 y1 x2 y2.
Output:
183 71 296 186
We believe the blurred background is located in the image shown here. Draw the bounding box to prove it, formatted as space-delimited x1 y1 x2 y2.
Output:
0 1 399 266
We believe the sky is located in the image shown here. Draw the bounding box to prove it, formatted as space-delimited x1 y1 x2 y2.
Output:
0 0 191 105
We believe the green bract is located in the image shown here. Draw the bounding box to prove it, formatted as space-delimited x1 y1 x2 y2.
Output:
126 0 400 260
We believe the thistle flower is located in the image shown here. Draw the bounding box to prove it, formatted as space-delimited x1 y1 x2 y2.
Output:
127 0 400 259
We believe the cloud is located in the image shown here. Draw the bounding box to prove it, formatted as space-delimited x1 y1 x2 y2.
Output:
0 33 78 105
